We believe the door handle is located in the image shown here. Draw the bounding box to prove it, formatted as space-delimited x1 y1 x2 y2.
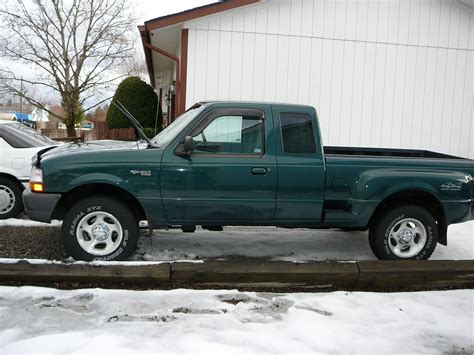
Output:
251 167 267 175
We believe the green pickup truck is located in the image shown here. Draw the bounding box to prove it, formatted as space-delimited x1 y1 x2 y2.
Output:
23 102 474 261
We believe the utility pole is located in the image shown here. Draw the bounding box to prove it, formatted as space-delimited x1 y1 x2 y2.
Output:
20 77 23 124
154 73 163 135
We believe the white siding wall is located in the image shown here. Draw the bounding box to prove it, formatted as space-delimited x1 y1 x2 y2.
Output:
184 0 474 158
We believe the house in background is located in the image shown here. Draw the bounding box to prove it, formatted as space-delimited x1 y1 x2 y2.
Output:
0 112 16 121
140 0 474 158
31 105 50 129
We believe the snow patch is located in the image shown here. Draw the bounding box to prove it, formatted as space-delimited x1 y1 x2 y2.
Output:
131 222 474 262
0 258 202 266
0 287 472 353
0 216 61 227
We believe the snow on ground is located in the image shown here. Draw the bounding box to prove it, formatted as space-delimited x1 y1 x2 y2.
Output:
0 215 61 227
0 287 472 354
0 218 472 261
132 221 474 262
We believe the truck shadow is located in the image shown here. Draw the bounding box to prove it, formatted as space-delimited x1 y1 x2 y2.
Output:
133 226 376 262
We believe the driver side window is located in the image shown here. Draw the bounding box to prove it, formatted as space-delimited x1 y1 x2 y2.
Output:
193 114 264 155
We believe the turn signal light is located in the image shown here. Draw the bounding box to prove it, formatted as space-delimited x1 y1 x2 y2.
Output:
31 183 44 192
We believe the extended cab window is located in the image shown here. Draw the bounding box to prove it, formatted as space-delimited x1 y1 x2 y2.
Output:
280 112 316 154
193 114 264 155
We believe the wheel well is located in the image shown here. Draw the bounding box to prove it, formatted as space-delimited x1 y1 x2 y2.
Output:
52 183 146 221
369 190 447 245
0 173 24 191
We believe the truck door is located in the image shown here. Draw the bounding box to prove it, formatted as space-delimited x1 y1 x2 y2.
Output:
271 106 325 224
160 107 277 223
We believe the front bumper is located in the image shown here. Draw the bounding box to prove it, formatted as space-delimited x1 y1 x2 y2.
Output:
22 188 62 223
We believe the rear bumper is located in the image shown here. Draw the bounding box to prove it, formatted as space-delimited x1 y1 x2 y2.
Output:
22 188 61 223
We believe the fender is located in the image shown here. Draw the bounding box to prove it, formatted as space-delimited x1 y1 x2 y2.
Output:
0 170 29 186
355 169 472 224
61 172 167 225
355 169 471 200
69 172 126 190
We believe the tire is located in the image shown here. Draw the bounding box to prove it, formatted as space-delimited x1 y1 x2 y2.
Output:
61 196 139 261
369 205 438 260
0 177 23 219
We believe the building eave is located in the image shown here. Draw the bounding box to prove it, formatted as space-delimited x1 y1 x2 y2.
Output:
138 25 155 87
144 0 260 32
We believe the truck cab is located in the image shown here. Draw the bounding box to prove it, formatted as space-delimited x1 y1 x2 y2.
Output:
160 102 325 225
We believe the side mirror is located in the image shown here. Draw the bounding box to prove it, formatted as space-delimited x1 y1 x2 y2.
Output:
175 136 195 157
183 136 195 153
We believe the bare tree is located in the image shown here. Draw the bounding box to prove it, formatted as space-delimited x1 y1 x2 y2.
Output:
0 0 135 136
124 52 148 82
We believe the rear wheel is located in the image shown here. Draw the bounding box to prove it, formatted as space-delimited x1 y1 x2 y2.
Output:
62 196 139 261
369 205 438 260
0 177 23 219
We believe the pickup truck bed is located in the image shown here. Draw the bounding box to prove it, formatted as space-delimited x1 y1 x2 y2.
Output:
323 152 474 233
324 146 466 159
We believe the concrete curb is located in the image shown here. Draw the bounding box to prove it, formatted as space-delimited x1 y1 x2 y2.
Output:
0 259 472 291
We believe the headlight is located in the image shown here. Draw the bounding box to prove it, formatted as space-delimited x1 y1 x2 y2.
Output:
30 167 44 192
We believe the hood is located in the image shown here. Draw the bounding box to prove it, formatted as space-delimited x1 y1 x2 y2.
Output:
36 140 147 165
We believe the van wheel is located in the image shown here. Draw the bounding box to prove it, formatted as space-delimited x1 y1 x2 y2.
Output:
62 196 139 261
0 177 23 219
369 205 438 260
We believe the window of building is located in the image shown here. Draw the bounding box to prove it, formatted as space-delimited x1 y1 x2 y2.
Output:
280 112 316 154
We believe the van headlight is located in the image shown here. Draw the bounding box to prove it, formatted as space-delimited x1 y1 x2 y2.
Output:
30 167 44 192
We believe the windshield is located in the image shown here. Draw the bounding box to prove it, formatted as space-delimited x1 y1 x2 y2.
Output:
0 122 57 148
152 104 206 147
15 123 57 145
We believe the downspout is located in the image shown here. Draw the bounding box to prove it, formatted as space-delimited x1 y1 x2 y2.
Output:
142 40 180 122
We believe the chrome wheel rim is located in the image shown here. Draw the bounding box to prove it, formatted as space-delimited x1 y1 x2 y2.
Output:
76 211 123 256
0 185 15 215
388 218 427 258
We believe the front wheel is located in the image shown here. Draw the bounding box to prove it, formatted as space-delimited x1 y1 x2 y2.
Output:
62 196 139 261
369 205 438 260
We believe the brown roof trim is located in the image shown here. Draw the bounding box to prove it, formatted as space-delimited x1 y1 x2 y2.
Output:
144 0 260 31
179 29 189 114
138 26 155 87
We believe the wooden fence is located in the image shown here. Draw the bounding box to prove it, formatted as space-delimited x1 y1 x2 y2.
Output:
44 122 135 141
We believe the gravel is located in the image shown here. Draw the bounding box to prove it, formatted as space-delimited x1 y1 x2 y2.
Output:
0 226 66 260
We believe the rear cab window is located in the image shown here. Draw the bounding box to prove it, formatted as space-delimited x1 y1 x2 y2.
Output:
279 112 316 154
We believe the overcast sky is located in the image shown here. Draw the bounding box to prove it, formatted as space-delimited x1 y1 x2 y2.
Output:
133 0 215 24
